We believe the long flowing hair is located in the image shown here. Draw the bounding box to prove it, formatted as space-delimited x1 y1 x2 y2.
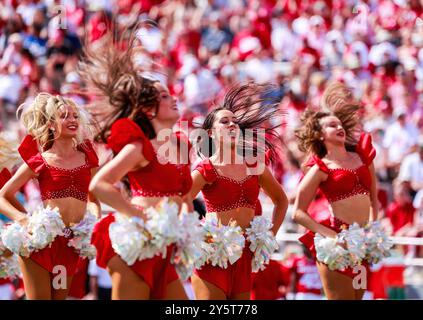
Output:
197 82 285 163
77 24 161 143
295 81 361 159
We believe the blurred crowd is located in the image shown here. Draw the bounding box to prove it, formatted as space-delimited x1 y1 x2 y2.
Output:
1 0 423 299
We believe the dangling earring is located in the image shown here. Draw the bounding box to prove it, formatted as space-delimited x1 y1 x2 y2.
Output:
151 112 156 117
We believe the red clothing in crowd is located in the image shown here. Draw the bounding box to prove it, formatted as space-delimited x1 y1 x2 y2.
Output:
117 0 165 14
386 201 415 233
231 29 261 61
368 262 405 299
285 255 323 295
251 260 290 300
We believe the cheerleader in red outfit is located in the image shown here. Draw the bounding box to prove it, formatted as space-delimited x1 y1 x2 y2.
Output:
0 93 100 300
190 83 289 300
293 82 381 300
79 31 192 300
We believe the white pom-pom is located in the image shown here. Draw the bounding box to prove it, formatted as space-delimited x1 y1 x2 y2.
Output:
1 223 31 257
68 212 97 260
27 206 65 250
109 214 150 266
144 199 182 259
0 254 20 279
172 211 206 280
314 233 351 271
338 223 367 265
0 221 6 255
199 217 245 269
246 216 279 273
364 221 393 264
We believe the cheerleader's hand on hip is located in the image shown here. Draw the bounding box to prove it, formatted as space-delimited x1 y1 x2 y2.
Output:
126 206 147 221
319 226 338 239
181 193 194 213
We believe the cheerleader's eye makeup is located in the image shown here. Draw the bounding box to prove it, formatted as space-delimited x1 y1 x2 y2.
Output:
219 117 239 125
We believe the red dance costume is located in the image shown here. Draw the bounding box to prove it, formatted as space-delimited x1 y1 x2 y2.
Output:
299 133 376 278
91 118 192 299
193 158 260 297
18 135 99 276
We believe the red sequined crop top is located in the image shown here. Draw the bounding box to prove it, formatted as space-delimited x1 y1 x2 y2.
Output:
107 118 192 197
18 135 99 202
305 133 376 203
194 158 260 213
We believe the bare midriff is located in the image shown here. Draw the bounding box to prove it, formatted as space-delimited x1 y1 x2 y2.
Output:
43 198 88 226
131 195 185 212
207 207 256 230
330 194 371 227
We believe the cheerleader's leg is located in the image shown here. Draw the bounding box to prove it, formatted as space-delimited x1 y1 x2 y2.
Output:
107 255 150 300
51 275 74 300
316 261 358 300
354 288 366 300
190 274 227 300
163 279 188 300
18 256 52 300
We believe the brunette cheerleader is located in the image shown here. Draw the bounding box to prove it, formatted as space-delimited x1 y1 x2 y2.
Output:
190 83 289 300
79 30 195 300
0 94 100 300
293 82 392 300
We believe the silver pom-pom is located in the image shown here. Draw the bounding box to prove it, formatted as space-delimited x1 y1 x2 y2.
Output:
68 212 97 260
27 206 65 250
199 217 245 269
338 223 367 265
314 233 351 271
144 199 182 259
246 216 279 273
109 214 150 265
363 221 393 264
172 211 206 280
0 254 20 279
1 223 32 257
0 221 6 255
109 199 186 265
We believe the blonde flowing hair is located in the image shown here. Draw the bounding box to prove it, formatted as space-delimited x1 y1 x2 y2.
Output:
0 133 21 170
17 93 93 151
